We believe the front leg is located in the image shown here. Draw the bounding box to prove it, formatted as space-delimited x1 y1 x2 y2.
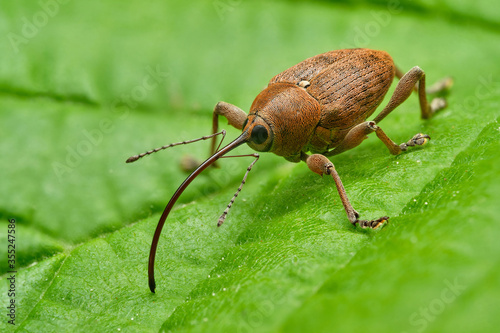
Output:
303 153 388 229
180 102 248 173
211 102 248 155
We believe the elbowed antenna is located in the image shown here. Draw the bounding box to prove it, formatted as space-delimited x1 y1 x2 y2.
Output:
148 131 251 293
126 131 226 163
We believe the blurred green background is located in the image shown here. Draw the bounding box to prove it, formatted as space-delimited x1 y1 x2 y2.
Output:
0 0 499 332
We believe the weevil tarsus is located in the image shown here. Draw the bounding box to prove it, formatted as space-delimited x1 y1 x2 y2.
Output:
302 152 389 228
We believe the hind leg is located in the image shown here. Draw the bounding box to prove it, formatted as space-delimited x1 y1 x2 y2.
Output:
374 66 452 154
325 67 452 157
376 66 452 122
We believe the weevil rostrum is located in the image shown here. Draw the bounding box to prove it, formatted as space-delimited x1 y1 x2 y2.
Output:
126 48 452 292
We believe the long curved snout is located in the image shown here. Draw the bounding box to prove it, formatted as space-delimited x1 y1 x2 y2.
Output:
148 130 250 293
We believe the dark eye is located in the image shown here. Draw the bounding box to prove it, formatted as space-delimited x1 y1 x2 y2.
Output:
251 125 268 144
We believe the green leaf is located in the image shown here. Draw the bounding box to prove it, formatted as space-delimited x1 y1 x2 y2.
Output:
1 0 499 332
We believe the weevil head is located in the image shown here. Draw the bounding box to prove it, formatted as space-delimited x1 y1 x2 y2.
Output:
243 83 321 161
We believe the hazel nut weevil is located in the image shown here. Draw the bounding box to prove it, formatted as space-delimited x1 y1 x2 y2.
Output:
126 48 453 293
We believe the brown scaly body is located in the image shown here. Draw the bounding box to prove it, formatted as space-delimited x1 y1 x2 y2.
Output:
126 48 452 292
250 49 396 161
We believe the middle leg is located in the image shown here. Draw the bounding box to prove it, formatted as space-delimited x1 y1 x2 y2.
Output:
302 152 388 229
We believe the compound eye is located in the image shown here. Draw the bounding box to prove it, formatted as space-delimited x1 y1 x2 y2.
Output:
251 125 268 145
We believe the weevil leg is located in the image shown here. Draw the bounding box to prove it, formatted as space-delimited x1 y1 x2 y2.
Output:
302 153 389 229
172 102 248 171
396 66 452 96
374 126 430 155
426 76 453 95
324 121 377 157
374 66 451 123
324 120 430 157
211 102 248 155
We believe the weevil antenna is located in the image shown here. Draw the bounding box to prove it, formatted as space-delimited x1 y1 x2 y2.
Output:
148 130 250 293
126 130 226 163
217 154 259 227
214 130 227 153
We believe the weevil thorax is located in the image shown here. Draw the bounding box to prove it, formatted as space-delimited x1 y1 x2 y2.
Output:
243 83 322 162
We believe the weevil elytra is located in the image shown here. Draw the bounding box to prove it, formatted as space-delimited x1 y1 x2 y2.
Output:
126 48 452 292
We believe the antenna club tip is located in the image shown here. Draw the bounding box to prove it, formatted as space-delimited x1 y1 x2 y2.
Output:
126 156 139 163
217 218 225 227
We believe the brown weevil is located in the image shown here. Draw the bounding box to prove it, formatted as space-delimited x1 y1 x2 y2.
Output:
126 48 452 292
